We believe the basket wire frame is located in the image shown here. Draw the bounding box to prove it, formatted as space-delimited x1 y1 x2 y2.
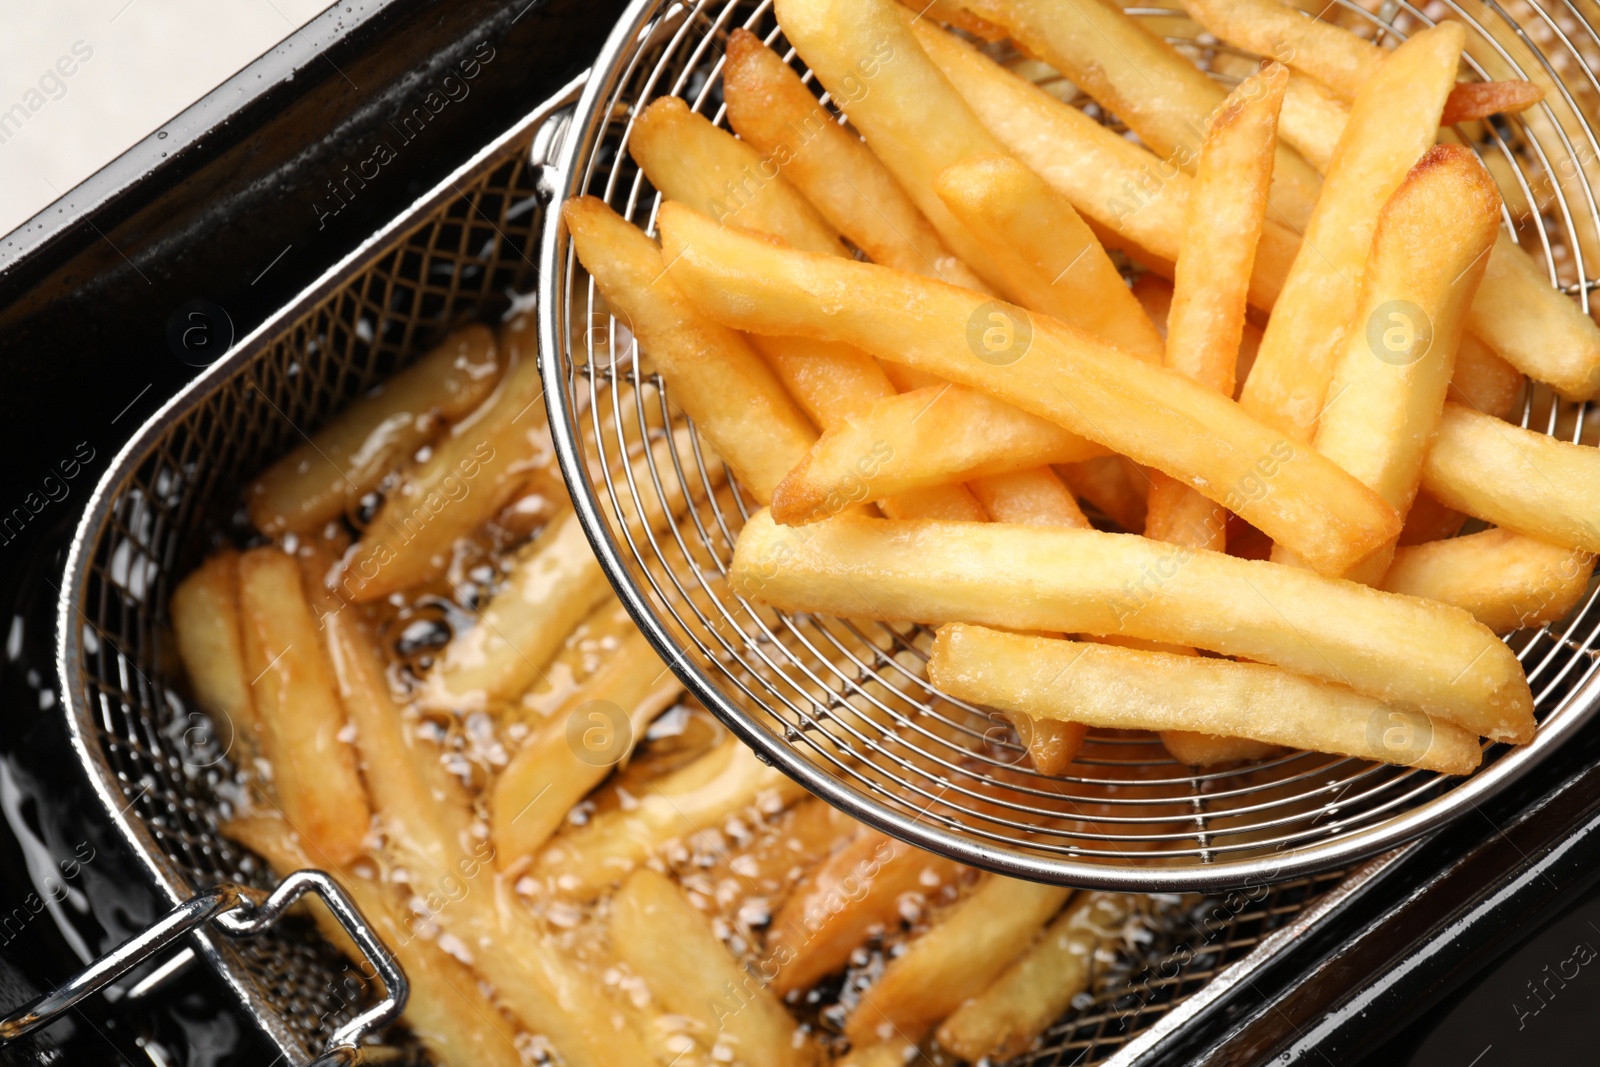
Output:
541 0 1600 891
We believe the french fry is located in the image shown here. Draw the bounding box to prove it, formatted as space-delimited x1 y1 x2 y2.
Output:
237 548 371 862
1060 457 1149 534
170 550 259 758
969 466 1088 527
836 1038 922 1067
1440 79 1545 125
748 334 898 428
730 511 1535 741
533 736 809 901
901 0 1009 38
612 869 813 1067
1159 730 1278 765
1382 528 1596 634
247 324 501 536
1420 403 1600 555
1398 491 1470 547
343 314 552 601
1302 145 1501 582
1276 72 1348 172
722 29 988 289
1466 231 1600 401
933 154 1165 361
1450 336 1525 420
771 384 1104 525
491 628 683 867
222 815 527 1067
936 891 1137 1062
1239 23 1463 442
661 204 1400 574
844 874 1071 1045
564 196 816 501
928 624 1483 774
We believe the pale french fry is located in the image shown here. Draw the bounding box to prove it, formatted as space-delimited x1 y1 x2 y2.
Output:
1302 145 1501 582
956 0 1321 229
1060 457 1149 534
937 891 1137 1062
222 815 527 1067
1276 71 1348 172
722 29 988 289
844 874 1071 1045
1420 403 1600 555
344 314 551 602
237 548 371 862
1240 23 1463 442
731 511 1535 741
929 625 1483 774
491 628 682 867
533 736 809 900
425 428 721 711
170 550 260 757
248 324 501 536
772 384 1104 525
661 204 1400 574
564 196 815 500
1466 231 1600 401
1382 528 1596 634
612 869 812 1067
933 154 1165 361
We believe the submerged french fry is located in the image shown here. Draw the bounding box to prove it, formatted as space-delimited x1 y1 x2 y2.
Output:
248 324 501 536
1382 528 1596 634
237 548 371 862
661 204 1399 574
929 625 1483 774
1239 23 1463 442
933 154 1165 361
612 869 812 1067
565 196 815 500
1420 403 1600 555
845 874 1070 1045
170 550 259 757
731 511 1535 741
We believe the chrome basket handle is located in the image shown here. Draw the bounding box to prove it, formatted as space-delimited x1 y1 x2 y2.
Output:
0 869 408 1065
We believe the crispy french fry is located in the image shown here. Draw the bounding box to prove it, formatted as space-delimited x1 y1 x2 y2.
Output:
565 196 815 500
612 869 812 1067
970 466 1088 527
723 29 988 289
1441 79 1544 125
1060 457 1149 534
491 628 682 867
1420 403 1600 555
661 204 1400 574
937 891 1137 1062
533 736 809 900
929 624 1483 774
1382 528 1596 634
1240 23 1463 442
748 334 898 428
772 384 1104 525
1303 145 1501 581
248 324 501 536
845 874 1071 1045
957 0 1322 228
343 315 552 601
731 511 1535 741
237 548 371 862
170 550 260 757
933 154 1165 361
1449 336 1525 420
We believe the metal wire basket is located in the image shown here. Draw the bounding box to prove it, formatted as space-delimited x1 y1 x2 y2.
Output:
540 0 1600 892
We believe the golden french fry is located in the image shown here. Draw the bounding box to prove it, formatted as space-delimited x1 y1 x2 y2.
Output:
1466 231 1600 401
491 628 682 867
237 548 371 862
901 0 1009 38
1398 491 1469 547
970 466 1088 527
1382 528 1596 634
247 324 501 536
937 891 1138 1062
661 204 1400 574
845 874 1071 1045
564 196 815 500
1441 79 1544 124
1449 336 1525 420
1060 457 1149 534
344 315 552 602
1159 730 1279 765
171 550 259 757
731 511 1535 741
772 384 1104 525
929 624 1484 774
1240 23 1463 442
933 154 1165 361
1305 145 1502 581
613 869 813 1067
836 1039 922 1067
1276 72 1347 172
722 29 987 289
1420 403 1600 555
958 0 1321 228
